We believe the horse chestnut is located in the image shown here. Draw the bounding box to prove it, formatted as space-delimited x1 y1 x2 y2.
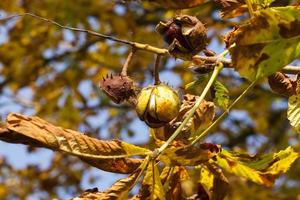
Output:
135 84 181 128
156 15 208 60
100 74 136 104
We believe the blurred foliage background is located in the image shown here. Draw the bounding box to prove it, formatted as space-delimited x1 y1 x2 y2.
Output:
0 0 299 199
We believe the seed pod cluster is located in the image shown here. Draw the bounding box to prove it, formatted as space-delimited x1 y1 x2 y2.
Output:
100 74 136 104
135 84 181 128
156 15 208 60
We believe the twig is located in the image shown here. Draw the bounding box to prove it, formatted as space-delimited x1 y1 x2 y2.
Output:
189 80 257 146
192 55 300 75
0 13 168 55
154 55 162 85
121 48 136 76
1 13 300 75
245 0 254 17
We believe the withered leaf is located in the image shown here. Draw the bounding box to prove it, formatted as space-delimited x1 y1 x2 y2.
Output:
228 6 300 81
215 0 247 19
73 158 149 200
160 143 221 166
161 166 190 200
268 72 297 97
1 113 151 173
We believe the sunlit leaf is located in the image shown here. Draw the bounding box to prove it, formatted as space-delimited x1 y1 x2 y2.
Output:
213 81 230 110
1 113 150 173
137 161 166 200
229 6 300 81
160 143 220 166
287 93 300 133
198 164 229 200
250 0 276 7
215 147 299 186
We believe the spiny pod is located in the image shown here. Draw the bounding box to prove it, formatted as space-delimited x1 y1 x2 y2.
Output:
135 84 181 128
100 74 136 104
156 15 208 60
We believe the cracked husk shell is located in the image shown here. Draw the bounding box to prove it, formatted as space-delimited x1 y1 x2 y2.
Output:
136 84 181 128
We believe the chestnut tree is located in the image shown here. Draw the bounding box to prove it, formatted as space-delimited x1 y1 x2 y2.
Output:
0 0 300 199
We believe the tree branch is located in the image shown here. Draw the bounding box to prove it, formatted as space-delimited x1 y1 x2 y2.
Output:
192 55 300 75
0 13 168 55
1 13 299 74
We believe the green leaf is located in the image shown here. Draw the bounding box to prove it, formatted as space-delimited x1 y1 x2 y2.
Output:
229 6 300 81
214 147 299 187
139 161 166 200
287 94 300 133
184 75 209 94
213 81 230 110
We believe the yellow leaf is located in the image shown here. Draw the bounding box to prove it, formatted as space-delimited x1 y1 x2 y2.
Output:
214 147 299 187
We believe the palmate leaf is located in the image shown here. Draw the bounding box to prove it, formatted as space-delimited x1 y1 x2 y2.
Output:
0 113 150 173
228 6 300 81
214 147 299 187
287 93 300 133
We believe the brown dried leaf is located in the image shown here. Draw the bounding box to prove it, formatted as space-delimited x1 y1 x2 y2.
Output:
1 113 150 173
268 72 297 97
215 0 247 19
160 166 190 200
160 143 221 166
73 158 149 200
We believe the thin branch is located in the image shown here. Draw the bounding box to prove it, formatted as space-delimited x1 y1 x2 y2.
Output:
1 13 299 75
121 48 136 76
189 80 258 146
192 55 300 75
0 13 168 55
154 55 162 85
245 0 254 17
